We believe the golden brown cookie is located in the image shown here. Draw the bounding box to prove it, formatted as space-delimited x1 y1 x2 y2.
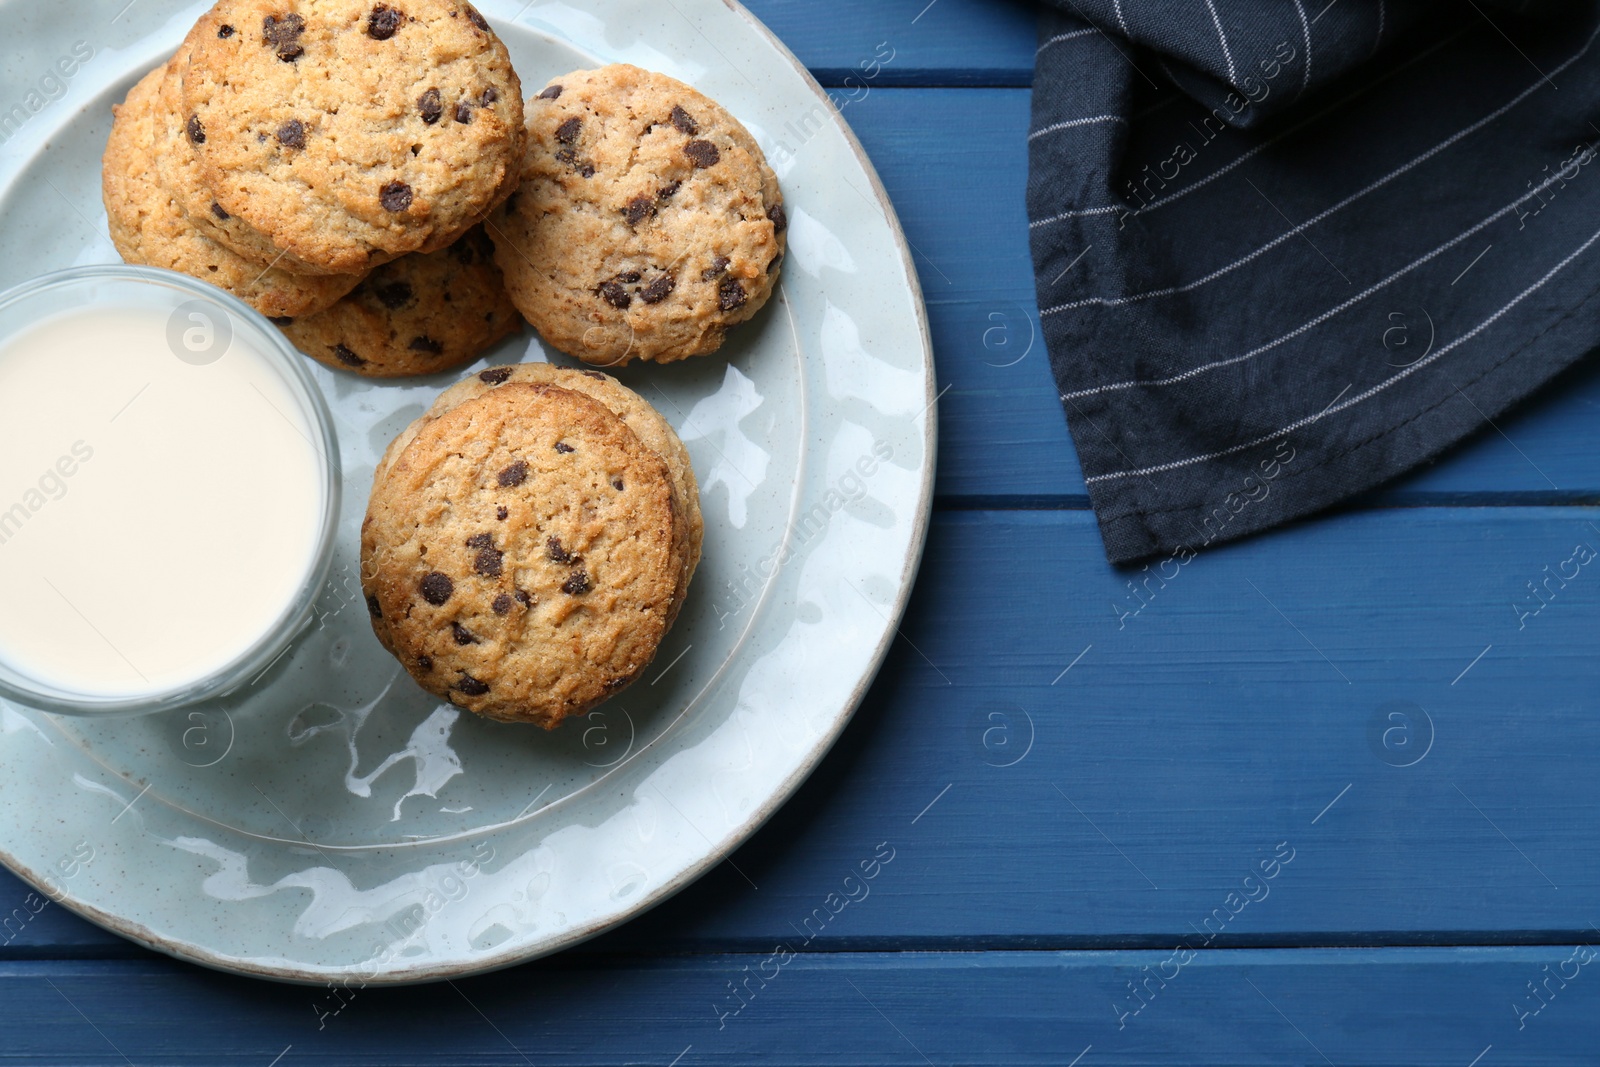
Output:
278 226 521 377
362 382 687 727
369 362 703 654
102 64 363 319
153 31 336 277
488 64 786 365
182 0 526 273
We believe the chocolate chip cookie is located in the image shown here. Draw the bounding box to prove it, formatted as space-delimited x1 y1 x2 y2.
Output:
182 0 526 274
103 64 363 319
488 64 786 365
277 226 521 377
153 31 337 277
362 381 688 727
374 362 702 641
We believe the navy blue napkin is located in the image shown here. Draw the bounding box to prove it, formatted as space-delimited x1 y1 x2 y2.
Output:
1028 0 1600 563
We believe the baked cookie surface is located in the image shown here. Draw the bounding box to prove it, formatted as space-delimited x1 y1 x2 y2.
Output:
278 226 521 377
182 0 525 273
153 33 335 277
489 64 786 365
362 382 687 727
102 64 362 319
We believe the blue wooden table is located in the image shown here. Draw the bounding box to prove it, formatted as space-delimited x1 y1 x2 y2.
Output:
8 1 1600 1062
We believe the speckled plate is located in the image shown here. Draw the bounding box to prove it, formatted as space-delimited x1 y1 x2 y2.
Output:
0 0 933 983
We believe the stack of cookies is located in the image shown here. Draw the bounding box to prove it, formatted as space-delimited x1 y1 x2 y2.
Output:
101 7 788 724
361 364 704 728
103 0 527 376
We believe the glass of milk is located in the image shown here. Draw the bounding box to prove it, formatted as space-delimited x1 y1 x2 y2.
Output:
0 266 340 716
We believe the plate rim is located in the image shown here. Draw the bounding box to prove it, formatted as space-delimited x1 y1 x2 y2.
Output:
0 0 938 985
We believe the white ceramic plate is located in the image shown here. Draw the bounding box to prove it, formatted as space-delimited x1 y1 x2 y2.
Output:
0 0 933 983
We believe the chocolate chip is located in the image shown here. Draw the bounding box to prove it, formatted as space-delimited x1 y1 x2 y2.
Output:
210 201 231 221
269 316 294 326
418 88 442 124
218 23 235 37
373 281 413 309
616 271 642 284
581 370 607 380
769 202 787 233
492 594 513 615
263 13 306 61
718 277 747 311
496 506 509 521
481 87 499 105
464 5 488 31
455 673 490 696
380 181 413 212
330 344 365 367
605 677 630 690
417 655 433 672
554 147 575 164
702 255 730 280
537 84 562 100
598 280 631 309
276 119 305 148
420 572 454 605
498 460 528 487
555 117 581 144
640 274 675 304
186 115 205 145
624 196 656 227
515 590 532 607
670 105 699 136
658 180 681 200
612 478 624 491
684 140 719 168
451 622 478 645
474 546 504 577
479 367 513 385
554 441 574 454
767 252 783 274
455 101 474 125
562 568 591 595
409 336 443 354
367 5 403 39
546 537 572 564
466 533 494 549
366 594 382 619
579 164 595 178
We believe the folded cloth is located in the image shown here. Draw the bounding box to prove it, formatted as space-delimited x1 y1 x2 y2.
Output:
1028 0 1600 563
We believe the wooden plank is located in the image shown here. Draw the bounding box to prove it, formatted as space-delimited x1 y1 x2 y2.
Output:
739 0 1037 86
841 89 1600 503
5 507 1597 956
0 948 1595 1064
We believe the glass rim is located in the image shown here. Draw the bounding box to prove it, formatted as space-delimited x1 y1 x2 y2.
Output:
0 264 342 717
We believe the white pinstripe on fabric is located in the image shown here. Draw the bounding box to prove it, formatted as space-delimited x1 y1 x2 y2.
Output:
1027 30 1468 231
1039 20 1600 315
1058 160 1588 402
1292 0 1314 99
1372 0 1386 56
1038 27 1099 55
1082 222 1600 485
1112 0 1130 35
1202 0 1239 82
1028 115 1130 141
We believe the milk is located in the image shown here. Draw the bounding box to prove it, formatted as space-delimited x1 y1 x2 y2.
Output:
0 306 326 698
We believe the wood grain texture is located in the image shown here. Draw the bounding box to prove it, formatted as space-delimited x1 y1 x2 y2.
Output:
842 89 1600 503
738 0 1038 86
2 948 1596 1064
5 507 1596 956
